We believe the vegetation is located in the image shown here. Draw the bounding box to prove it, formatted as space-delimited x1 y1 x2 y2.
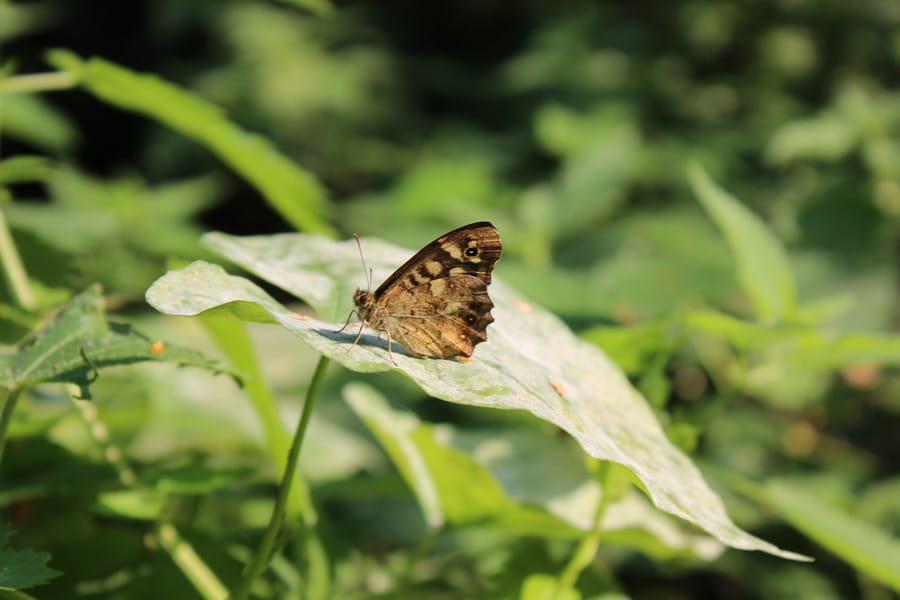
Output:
2 1 899 598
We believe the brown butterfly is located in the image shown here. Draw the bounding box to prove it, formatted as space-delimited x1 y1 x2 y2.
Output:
348 222 502 360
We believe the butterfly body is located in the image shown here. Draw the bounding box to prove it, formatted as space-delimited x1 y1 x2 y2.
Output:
352 222 501 359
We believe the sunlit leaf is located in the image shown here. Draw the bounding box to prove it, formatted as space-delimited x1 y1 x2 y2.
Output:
46 50 332 235
146 231 808 560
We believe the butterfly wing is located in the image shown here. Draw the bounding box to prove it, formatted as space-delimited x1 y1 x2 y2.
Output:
372 222 501 358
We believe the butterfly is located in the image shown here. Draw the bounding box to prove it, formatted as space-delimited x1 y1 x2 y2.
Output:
347 222 502 360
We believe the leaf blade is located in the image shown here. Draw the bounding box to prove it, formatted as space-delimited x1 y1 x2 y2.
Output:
146 232 808 560
688 164 797 322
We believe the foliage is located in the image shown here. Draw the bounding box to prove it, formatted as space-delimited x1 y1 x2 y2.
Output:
2 0 900 598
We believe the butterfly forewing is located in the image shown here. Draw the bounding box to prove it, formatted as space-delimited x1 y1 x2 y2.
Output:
353 222 501 359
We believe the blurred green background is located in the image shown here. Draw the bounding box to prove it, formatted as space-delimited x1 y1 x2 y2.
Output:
2 0 900 598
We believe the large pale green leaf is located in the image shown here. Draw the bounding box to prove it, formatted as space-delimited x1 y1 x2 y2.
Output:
145 230 808 560
0 285 235 399
45 50 332 235
688 165 797 322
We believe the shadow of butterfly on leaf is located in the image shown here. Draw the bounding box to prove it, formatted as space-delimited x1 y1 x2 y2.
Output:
335 222 502 364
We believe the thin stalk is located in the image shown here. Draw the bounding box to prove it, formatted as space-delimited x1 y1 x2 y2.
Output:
0 71 78 94
157 523 229 600
0 207 36 310
233 355 330 600
552 464 614 597
67 387 227 599
0 386 22 465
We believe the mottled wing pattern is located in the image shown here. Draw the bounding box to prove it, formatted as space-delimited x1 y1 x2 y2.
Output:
357 222 501 359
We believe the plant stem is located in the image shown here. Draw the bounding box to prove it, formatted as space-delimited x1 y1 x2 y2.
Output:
0 71 78 94
0 207 36 310
0 386 22 465
552 463 613 597
67 386 227 598
157 523 229 600
233 355 330 600
200 314 311 519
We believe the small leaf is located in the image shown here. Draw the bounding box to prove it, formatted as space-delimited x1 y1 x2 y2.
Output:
0 285 236 399
46 50 332 235
520 574 581 600
146 231 808 560
96 489 165 521
0 525 60 590
0 94 78 153
766 479 900 592
765 113 858 165
688 164 797 322
0 156 52 186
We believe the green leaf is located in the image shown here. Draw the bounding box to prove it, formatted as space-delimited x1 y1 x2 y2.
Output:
0 285 235 399
0 94 78 152
0 156 52 186
45 50 332 235
765 479 900 592
688 164 797 322
146 231 808 560
272 0 334 17
792 332 900 369
0 525 60 590
348 383 723 559
765 113 858 165
581 320 679 376
344 383 579 536
520 574 581 600
96 489 165 521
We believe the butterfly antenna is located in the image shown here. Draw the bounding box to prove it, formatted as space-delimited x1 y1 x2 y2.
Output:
353 233 372 290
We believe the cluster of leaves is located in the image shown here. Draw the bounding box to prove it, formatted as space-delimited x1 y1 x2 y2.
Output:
2 0 900 598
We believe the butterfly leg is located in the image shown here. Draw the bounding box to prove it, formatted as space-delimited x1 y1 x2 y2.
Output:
345 319 367 355
336 309 356 334
385 329 398 366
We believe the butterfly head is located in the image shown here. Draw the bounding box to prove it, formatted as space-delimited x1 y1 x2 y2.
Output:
353 288 375 322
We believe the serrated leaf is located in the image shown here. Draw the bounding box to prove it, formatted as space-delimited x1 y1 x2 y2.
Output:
0 525 60 590
0 285 236 399
145 231 808 560
688 164 797 322
46 50 332 235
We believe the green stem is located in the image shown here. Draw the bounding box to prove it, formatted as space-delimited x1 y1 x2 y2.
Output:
0 207 36 310
200 314 311 520
553 462 613 597
233 355 330 600
0 386 22 465
0 71 78 94
66 387 227 598
158 523 229 600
